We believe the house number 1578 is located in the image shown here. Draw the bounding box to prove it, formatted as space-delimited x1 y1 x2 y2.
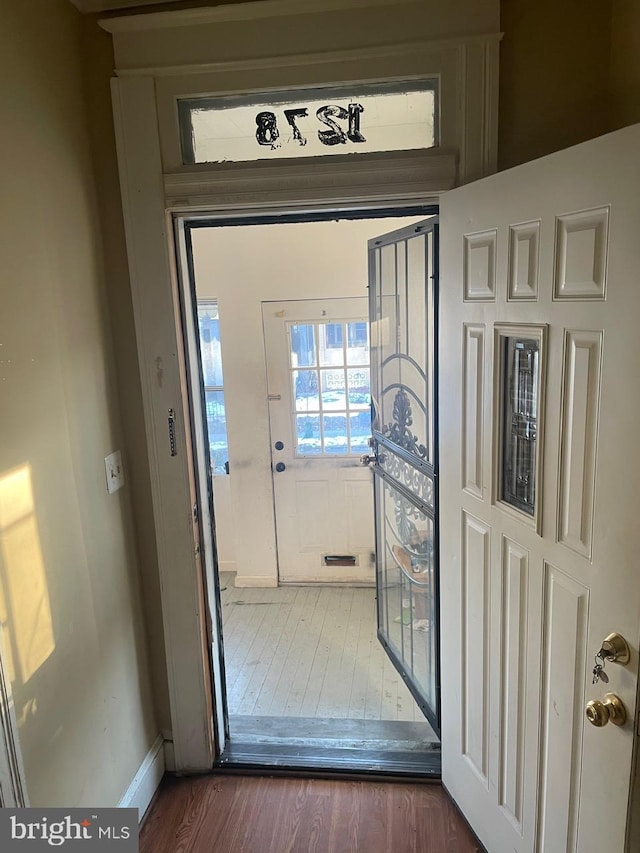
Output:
255 103 366 149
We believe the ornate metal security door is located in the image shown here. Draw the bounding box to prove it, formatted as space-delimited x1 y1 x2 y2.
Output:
368 218 440 734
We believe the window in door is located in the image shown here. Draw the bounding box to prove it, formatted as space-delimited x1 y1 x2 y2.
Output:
495 323 546 526
290 320 371 456
197 301 229 474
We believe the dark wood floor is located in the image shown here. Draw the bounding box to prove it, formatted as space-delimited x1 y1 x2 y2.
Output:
140 774 481 852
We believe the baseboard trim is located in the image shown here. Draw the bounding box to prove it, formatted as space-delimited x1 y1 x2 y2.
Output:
234 575 278 588
118 734 165 821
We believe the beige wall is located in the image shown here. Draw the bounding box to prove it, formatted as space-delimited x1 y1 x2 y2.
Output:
28 0 635 787
0 0 158 806
498 0 640 170
498 0 612 170
0 0 634 810
192 217 422 586
609 0 640 129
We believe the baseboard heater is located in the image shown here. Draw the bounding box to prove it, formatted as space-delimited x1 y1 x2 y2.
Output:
323 554 357 566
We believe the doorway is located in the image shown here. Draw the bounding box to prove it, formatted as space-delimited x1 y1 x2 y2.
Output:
264 298 374 585
181 209 440 774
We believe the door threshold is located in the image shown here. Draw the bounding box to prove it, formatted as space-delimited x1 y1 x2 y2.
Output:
216 741 441 777
278 579 376 588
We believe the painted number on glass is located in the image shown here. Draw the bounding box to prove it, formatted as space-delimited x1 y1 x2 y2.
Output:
256 103 366 149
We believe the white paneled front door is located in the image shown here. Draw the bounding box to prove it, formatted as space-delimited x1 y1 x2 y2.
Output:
440 125 640 852
263 298 375 584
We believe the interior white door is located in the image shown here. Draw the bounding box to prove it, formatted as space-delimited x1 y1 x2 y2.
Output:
263 298 375 584
440 124 640 853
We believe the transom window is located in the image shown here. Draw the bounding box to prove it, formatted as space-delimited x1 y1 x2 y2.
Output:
289 320 371 456
179 80 437 165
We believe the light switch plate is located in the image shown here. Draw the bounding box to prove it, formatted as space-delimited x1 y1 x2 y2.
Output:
105 450 125 494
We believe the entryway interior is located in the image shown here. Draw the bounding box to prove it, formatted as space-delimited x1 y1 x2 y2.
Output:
219 578 437 768
187 212 440 772
139 774 479 853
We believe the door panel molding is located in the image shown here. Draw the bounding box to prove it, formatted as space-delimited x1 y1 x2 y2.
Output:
536 563 589 853
557 329 603 559
463 229 497 302
498 535 528 832
553 207 610 301
507 220 540 302
462 324 485 498
461 510 490 784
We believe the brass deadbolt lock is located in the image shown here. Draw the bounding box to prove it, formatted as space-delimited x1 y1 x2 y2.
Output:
600 633 631 665
585 693 627 728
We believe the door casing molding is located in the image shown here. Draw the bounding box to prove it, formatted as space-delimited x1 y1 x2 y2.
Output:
108 0 499 771
113 75 450 769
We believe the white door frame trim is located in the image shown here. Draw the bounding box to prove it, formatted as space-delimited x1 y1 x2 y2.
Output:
109 2 499 771
99 0 440 31
112 76 216 771
112 75 454 770
100 35 501 79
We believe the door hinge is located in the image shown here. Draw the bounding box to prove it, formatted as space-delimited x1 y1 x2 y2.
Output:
167 408 178 457
204 600 213 647
193 502 199 523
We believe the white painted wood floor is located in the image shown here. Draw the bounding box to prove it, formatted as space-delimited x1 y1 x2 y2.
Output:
220 574 424 723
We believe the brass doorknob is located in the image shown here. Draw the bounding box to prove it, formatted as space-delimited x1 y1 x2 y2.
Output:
585 693 627 727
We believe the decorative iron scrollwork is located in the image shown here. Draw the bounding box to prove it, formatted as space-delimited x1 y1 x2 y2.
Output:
382 388 428 460
380 450 433 507
387 486 433 573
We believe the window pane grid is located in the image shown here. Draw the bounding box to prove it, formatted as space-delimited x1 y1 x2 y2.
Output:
289 319 370 456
